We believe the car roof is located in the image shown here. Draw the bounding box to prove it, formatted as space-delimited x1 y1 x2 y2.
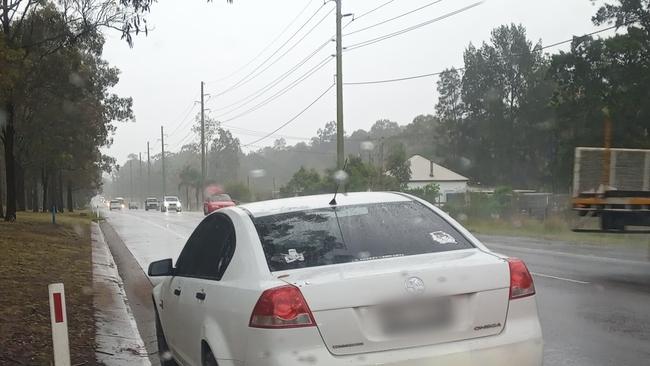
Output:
239 191 412 217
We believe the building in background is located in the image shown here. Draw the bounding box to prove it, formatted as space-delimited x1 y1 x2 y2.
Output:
406 155 468 203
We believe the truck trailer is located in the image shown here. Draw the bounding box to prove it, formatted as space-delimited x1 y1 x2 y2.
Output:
572 147 650 232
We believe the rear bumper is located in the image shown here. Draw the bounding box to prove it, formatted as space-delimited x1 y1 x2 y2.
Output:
240 296 542 366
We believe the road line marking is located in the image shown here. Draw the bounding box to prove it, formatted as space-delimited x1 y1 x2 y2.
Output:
531 272 590 284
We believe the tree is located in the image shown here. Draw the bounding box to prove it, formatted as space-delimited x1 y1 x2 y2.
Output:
178 165 200 211
369 119 401 139
280 166 323 197
549 0 650 189
435 68 466 168
312 121 337 145
0 0 147 221
385 142 411 188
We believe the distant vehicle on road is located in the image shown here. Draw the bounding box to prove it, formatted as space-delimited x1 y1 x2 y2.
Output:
109 199 123 210
128 201 139 210
145 197 160 211
161 196 182 212
149 192 542 366
203 193 236 215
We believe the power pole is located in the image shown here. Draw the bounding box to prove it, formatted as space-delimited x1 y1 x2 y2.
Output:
336 0 345 169
146 142 151 196
139 152 143 201
161 126 166 197
129 158 134 202
200 81 206 203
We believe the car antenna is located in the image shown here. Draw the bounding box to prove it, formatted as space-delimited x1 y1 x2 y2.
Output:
329 158 349 206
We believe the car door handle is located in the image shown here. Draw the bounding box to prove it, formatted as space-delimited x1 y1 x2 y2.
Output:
173 288 181 296
195 291 206 300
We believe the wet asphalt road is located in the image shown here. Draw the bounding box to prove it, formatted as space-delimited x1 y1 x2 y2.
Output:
102 208 650 366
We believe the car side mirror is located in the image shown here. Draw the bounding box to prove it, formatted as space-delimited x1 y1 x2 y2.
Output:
148 259 174 277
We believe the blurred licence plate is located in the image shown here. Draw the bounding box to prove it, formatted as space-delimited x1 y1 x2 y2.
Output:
379 297 451 334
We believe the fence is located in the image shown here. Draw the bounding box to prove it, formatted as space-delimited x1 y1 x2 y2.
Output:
445 192 571 220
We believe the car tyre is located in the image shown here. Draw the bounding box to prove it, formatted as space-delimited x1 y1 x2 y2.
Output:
155 307 178 366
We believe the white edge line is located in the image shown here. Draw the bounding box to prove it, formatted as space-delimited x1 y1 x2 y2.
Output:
531 272 590 285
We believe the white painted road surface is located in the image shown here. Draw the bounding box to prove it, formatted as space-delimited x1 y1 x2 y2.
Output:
103 208 650 366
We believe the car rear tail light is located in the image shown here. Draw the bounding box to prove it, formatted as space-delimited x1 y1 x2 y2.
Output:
249 285 316 329
508 258 536 299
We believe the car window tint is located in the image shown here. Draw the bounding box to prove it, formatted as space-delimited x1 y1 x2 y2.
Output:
175 215 236 280
253 201 474 271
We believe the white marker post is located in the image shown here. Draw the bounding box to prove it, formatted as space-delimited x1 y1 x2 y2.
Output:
48 283 71 366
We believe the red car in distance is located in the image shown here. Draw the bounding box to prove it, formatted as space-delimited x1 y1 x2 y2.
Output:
203 193 236 215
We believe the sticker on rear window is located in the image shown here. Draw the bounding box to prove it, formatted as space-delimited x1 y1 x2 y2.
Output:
282 249 305 263
429 231 457 245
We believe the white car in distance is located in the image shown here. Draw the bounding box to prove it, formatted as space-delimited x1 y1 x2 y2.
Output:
149 192 542 366
162 196 182 212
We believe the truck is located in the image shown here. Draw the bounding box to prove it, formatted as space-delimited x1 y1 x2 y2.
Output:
572 147 650 232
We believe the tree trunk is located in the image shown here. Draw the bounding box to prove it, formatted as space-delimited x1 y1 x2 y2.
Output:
0 167 4 219
57 170 64 212
41 167 49 212
3 101 16 221
185 185 190 211
32 179 39 213
195 186 199 212
16 160 25 211
66 181 73 212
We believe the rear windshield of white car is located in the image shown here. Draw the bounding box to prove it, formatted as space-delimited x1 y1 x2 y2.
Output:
253 201 474 271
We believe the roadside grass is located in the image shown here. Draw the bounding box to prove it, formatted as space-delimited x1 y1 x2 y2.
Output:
0 211 97 365
462 215 648 245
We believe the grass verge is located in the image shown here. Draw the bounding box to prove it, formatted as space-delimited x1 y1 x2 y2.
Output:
0 211 97 365
463 215 648 245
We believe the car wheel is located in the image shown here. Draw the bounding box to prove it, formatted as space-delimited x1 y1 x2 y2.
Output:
203 345 218 366
155 308 178 366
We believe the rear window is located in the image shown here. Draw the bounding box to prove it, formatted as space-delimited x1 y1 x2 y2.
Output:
253 201 474 271
209 194 232 202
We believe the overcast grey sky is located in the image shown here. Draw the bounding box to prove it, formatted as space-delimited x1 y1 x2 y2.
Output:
102 0 608 164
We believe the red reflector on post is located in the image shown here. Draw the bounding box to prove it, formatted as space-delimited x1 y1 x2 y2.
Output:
53 293 64 323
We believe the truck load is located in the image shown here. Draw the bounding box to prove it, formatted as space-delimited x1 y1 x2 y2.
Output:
572 147 650 232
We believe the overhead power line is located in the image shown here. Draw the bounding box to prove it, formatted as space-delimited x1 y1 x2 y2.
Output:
344 0 443 37
242 83 335 147
211 39 332 113
346 1 484 52
344 23 623 86
221 56 333 122
213 3 331 97
207 0 317 84
353 0 397 21
168 102 198 137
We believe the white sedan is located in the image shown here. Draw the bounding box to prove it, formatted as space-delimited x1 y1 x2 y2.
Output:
149 192 542 366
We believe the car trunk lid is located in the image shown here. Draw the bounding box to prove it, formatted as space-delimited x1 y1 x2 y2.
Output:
277 249 509 355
